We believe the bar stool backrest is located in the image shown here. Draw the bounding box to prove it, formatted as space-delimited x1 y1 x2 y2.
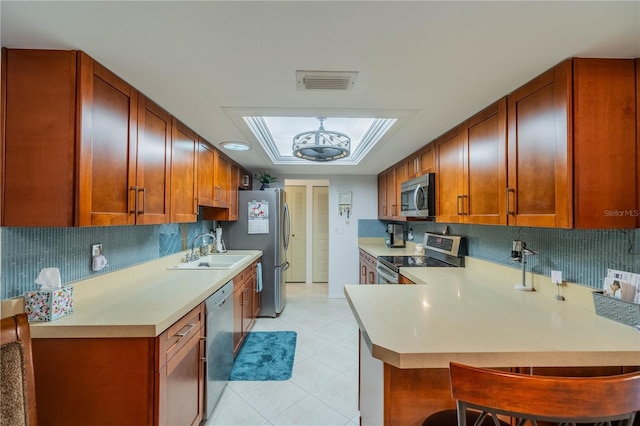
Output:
450 362 640 426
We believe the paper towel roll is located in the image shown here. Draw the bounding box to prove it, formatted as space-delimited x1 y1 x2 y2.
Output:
216 226 223 252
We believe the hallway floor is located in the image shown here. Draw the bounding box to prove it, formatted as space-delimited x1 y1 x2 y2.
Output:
205 283 360 426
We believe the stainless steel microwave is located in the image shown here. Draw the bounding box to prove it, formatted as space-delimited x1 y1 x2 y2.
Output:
400 173 435 218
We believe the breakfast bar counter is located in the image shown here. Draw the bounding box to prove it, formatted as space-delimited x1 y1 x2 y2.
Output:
345 256 640 425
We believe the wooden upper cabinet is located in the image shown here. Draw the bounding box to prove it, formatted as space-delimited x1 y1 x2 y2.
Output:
507 60 572 228
463 99 507 225
406 143 435 179
135 96 172 225
197 141 216 207
394 162 408 218
385 168 397 219
572 58 638 229
77 53 139 226
377 173 387 218
228 163 240 220
435 126 464 223
214 152 230 208
3 49 78 226
508 58 637 229
170 119 198 223
2 49 174 227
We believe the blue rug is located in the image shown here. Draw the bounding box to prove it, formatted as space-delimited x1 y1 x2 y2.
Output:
229 331 297 381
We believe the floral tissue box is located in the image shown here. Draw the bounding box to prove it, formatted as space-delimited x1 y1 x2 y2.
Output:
24 285 74 322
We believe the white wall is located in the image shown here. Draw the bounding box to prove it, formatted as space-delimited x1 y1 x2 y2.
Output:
280 174 378 298
327 175 378 298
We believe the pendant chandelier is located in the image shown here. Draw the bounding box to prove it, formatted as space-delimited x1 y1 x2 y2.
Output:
292 117 351 162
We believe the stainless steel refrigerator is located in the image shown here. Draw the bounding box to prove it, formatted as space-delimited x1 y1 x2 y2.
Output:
222 189 290 317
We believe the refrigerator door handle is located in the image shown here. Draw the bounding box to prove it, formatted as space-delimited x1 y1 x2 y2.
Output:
283 202 291 252
279 260 290 272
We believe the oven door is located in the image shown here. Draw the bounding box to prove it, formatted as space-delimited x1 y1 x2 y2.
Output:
376 261 399 284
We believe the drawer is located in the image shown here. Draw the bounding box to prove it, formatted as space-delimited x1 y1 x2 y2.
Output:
157 303 205 368
233 263 255 285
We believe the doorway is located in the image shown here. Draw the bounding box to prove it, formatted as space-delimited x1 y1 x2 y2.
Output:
284 181 329 284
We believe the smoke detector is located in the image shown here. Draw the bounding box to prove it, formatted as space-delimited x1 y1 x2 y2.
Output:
296 70 358 90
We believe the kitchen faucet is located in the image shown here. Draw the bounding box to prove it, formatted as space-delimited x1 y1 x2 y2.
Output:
186 232 216 262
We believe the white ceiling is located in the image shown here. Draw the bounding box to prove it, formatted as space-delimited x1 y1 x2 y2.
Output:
2 1 639 176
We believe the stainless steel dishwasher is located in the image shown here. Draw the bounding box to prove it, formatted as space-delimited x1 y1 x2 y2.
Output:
204 280 234 419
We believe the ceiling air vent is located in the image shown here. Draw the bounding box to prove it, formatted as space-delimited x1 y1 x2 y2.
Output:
296 70 358 91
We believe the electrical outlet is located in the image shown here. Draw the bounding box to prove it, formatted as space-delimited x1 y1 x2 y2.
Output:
91 243 103 257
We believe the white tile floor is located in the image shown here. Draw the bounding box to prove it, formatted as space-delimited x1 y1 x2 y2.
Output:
205 283 360 426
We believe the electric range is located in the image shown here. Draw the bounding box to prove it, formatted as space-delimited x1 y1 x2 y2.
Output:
376 233 466 284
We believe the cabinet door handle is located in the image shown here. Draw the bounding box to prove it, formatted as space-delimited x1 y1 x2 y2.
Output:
130 186 138 214
176 323 196 338
462 195 468 216
456 195 463 215
361 265 366 277
368 271 374 284
506 188 515 216
137 187 146 214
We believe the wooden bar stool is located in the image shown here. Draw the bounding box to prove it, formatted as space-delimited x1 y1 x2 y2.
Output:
1 313 38 426
424 362 640 426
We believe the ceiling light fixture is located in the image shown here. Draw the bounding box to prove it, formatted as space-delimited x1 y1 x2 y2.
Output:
219 141 251 151
292 117 351 162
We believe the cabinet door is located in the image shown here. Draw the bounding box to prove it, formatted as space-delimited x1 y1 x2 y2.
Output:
170 119 198 223
359 251 368 284
394 162 408 219
197 141 216 207
378 172 388 219
418 144 435 175
214 151 230 208
507 60 572 228
233 286 244 355
435 127 464 223
385 169 396 218
3 49 77 226
157 327 205 426
573 59 638 228
78 52 138 226
242 281 253 335
464 99 507 225
136 96 171 225
228 163 240 220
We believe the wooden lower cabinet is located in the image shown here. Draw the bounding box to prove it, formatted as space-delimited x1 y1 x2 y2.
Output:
31 304 205 426
399 275 415 284
233 261 260 355
359 250 378 284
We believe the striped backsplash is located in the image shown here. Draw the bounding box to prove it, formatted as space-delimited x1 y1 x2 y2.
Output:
1 216 214 299
359 219 640 289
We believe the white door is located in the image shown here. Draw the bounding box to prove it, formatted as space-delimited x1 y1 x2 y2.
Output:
312 186 329 282
285 186 306 282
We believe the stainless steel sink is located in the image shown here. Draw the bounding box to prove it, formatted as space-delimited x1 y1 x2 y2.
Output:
168 254 249 270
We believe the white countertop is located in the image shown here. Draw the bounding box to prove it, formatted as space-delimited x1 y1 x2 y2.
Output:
8 250 262 339
347 253 640 369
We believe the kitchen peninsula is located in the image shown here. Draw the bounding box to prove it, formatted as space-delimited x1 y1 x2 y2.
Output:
346 254 640 426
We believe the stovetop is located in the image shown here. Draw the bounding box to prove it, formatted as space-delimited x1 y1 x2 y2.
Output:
377 233 466 272
377 255 454 269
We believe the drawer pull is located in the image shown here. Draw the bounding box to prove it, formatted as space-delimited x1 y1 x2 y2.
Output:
176 323 196 338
